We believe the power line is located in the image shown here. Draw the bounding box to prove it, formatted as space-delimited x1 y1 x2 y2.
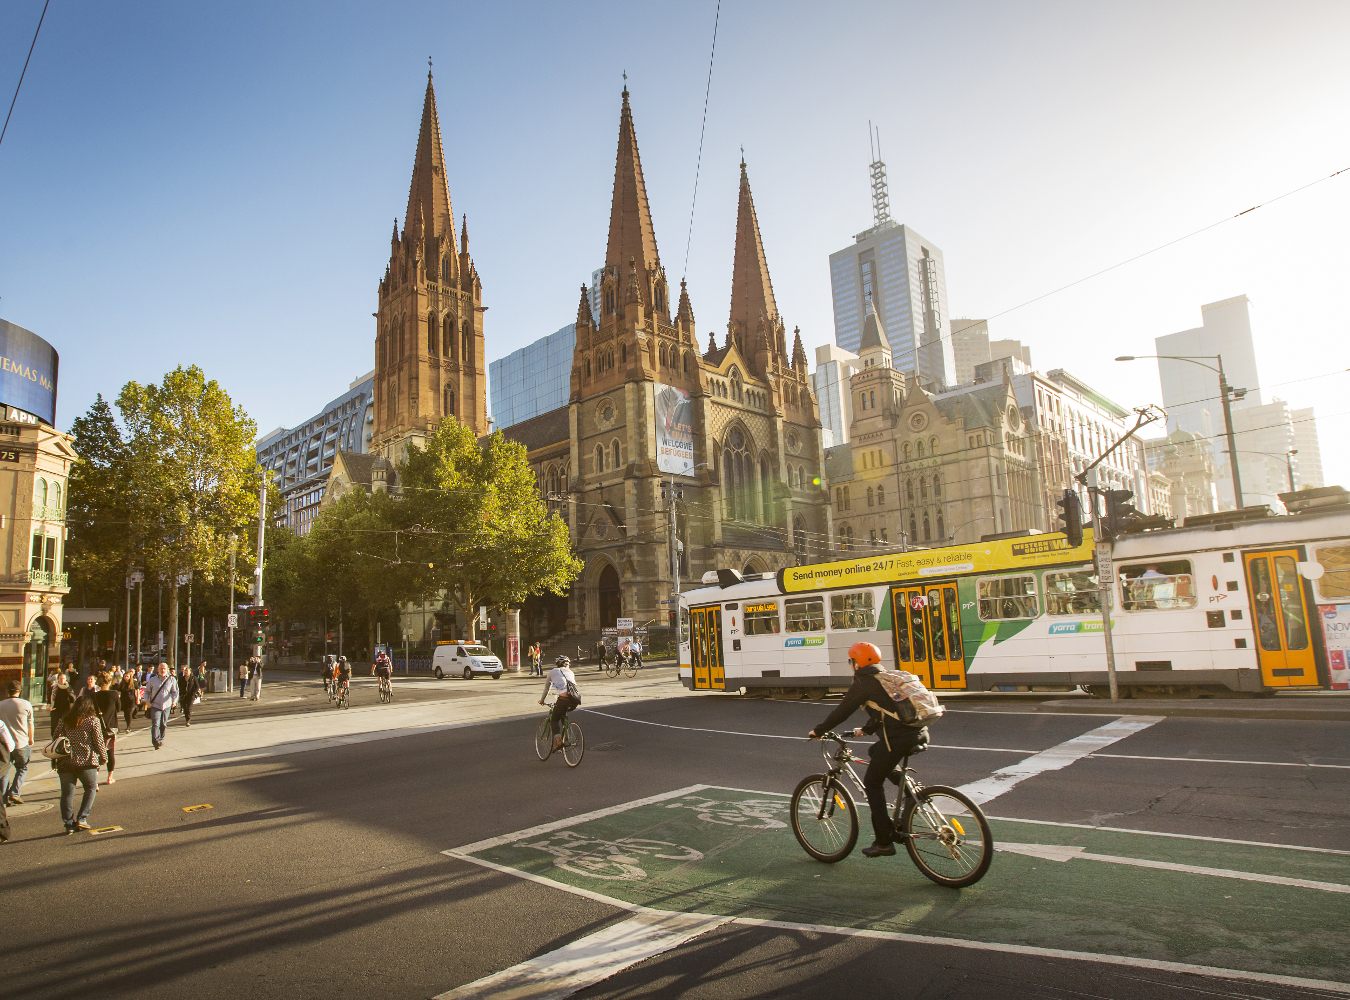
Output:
0 0 50 152
681 0 721 282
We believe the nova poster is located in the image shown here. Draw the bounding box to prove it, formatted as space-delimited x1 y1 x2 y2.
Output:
654 382 693 476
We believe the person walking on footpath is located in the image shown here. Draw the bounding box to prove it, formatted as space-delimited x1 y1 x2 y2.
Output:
0 680 33 807
118 671 136 730
142 663 178 750
179 666 200 727
0 720 13 842
91 673 121 785
53 696 107 834
529 642 542 676
49 672 75 740
237 659 249 698
247 655 263 701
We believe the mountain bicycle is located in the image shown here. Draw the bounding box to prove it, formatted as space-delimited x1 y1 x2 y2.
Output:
790 732 993 888
534 699 584 767
377 674 393 704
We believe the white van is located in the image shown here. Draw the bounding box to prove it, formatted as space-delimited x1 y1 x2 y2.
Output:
432 641 503 680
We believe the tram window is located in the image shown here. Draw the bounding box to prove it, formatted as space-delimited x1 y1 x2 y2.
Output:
744 602 781 635
785 598 825 633
1314 545 1350 601
1045 570 1102 615
977 575 1039 620
680 607 690 645
830 591 875 630
1119 561 1196 610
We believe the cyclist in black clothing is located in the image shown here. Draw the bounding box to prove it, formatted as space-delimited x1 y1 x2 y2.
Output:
808 641 928 858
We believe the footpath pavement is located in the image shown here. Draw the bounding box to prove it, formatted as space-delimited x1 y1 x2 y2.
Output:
11 666 692 812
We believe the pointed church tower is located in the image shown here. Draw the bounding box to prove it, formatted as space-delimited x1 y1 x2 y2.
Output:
374 69 488 460
728 158 784 376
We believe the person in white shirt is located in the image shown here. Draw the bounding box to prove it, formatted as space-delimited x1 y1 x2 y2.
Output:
537 656 580 753
142 663 179 750
0 681 34 806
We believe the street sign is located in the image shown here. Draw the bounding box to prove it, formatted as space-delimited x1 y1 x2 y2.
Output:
184 634 194 643
227 614 238 628
129 571 145 584
478 605 487 629
176 572 191 586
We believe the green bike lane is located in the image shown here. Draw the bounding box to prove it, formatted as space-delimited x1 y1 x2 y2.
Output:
445 783 1350 989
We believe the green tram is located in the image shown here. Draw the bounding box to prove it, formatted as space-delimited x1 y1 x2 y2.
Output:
677 502 1350 698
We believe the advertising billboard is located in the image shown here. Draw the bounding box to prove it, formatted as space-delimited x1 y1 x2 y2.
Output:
0 319 59 425
654 382 693 476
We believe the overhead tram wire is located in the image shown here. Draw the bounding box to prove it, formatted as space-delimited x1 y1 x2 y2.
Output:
0 0 49 152
681 0 722 281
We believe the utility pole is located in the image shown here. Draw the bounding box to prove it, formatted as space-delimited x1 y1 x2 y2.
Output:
134 571 143 668
228 534 236 684
185 573 193 674
124 575 133 671
1286 449 1298 493
1085 469 1119 703
254 470 267 661
1216 354 1244 510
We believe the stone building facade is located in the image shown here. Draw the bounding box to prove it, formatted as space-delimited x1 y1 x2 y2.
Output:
506 89 831 633
372 71 488 461
830 304 1040 550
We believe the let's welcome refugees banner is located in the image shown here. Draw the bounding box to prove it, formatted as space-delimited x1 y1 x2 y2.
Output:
654 382 693 476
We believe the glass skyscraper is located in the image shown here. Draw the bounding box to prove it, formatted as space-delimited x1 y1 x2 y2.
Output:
489 324 576 429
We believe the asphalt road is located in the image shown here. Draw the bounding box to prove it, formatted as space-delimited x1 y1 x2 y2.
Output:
5 691 1348 999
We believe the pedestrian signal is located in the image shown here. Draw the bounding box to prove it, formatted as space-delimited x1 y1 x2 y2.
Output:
1102 489 1140 539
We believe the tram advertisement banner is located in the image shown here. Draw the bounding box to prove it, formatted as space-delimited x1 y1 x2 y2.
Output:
654 383 693 476
780 529 1098 593
1318 605 1350 689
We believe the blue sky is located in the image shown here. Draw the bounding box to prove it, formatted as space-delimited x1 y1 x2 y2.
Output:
1 1 1347 484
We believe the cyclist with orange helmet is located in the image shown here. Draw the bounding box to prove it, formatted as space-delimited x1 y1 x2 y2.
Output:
808 640 929 858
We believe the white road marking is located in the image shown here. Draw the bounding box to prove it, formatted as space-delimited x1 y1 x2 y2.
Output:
433 909 726 1000
996 842 1350 894
580 708 1036 753
957 716 1163 806
1090 752 1350 769
985 814 1350 855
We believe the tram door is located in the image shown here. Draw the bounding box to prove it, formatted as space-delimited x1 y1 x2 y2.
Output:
1243 550 1318 687
689 606 725 690
889 584 966 689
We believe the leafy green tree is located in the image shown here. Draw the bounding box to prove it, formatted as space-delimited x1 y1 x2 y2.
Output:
397 419 580 640
117 366 260 667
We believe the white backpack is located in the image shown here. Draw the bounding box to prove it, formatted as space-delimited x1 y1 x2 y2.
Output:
868 669 946 728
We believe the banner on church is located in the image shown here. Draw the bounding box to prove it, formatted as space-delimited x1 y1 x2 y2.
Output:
653 383 693 476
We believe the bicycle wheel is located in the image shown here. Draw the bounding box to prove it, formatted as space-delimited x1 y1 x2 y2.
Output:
562 721 585 767
535 717 553 760
605 660 620 678
900 785 993 888
624 659 637 678
790 774 858 863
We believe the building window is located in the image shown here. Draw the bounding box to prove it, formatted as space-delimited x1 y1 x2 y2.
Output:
611 439 621 470
1045 569 1102 615
923 513 931 540
584 357 591 379
444 316 453 358
906 479 914 502
595 444 605 473
917 441 925 459
428 313 438 355
444 387 455 416
683 352 689 373
920 479 928 500
621 343 627 364
909 513 917 539
462 323 473 365
937 512 945 538
866 487 874 507
977 575 1039 620
836 487 844 513
441 255 451 281
785 597 826 633
877 485 884 505
843 486 851 511
933 475 941 497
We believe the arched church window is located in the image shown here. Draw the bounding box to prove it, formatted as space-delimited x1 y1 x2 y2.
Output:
682 352 689 374
920 478 928 500
595 444 605 473
428 313 438 355
378 335 387 371
917 440 925 458
462 323 473 365
605 289 615 314
35 478 47 506
398 317 405 358
923 513 931 541
906 479 914 502
441 256 450 281
903 443 911 461
930 436 938 454
621 342 627 364
937 512 945 538
659 344 668 367
933 475 941 497
909 513 917 540
867 487 874 507
877 485 884 505
760 457 771 521
611 439 621 470
444 387 455 416
584 357 591 379
443 315 453 358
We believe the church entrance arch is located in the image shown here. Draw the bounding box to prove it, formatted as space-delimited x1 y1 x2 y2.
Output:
598 564 621 627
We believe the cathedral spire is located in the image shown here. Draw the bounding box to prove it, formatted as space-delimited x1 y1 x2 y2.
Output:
728 159 780 361
404 72 457 257
605 89 660 311
576 284 594 328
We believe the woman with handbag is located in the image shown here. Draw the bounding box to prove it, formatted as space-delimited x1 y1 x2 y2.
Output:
179 667 200 727
118 671 136 730
48 673 75 740
52 697 106 833
91 673 121 785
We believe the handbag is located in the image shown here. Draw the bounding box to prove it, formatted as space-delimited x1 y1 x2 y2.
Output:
42 734 71 761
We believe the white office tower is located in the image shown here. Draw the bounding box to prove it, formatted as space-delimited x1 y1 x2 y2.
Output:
812 343 862 446
1291 407 1324 489
950 319 990 385
1230 398 1298 511
828 140 955 388
1155 295 1264 510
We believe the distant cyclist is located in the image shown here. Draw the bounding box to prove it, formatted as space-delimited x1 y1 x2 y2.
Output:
807 641 928 859
321 656 336 695
538 655 580 754
335 656 353 701
372 651 393 694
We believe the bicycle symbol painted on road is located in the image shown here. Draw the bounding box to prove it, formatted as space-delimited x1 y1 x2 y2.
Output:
520 830 705 881
665 795 788 829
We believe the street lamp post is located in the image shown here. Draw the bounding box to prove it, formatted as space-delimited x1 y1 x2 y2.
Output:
1286 449 1298 493
1116 354 1244 510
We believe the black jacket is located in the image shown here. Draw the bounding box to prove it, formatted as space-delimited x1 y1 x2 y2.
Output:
813 665 927 752
91 690 121 733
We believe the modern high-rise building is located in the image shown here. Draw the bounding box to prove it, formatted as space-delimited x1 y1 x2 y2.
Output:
829 222 955 387
1230 398 1299 510
950 319 989 385
811 343 862 447
1291 407 1324 489
989 339 1032 368
256 372 375 536
489 324 577 430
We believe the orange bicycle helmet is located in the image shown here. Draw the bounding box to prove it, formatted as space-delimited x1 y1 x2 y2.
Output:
848 641 882 669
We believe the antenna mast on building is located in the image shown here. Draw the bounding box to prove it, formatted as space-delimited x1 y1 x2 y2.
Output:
868 122 890 226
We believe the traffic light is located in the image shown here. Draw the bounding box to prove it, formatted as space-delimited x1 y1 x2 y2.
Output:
1102 489 1140 538
247 606 271 627
668 610 677 629
1055 489 1083 548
